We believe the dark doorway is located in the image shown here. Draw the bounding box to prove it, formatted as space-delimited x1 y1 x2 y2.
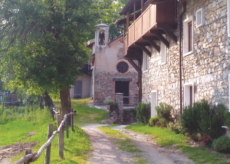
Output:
115 81 129 104
74 80 82 99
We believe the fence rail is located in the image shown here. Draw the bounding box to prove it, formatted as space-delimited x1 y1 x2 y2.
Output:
14 109 77 164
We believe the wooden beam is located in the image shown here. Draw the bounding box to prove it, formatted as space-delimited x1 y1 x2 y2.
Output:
135 41 151 47
126 11 130 28
157 24 177 43
141 0 144 13
127 49 142 62
142 36 159 40
142 37 160 52
135 43 151 57
134 1 136 20
150 30 170 48
127 59 141 73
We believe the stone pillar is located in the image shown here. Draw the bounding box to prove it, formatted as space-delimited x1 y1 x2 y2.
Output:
116 93 124 124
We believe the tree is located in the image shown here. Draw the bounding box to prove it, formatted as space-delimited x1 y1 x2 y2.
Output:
0 0 99 118
89 0 128 40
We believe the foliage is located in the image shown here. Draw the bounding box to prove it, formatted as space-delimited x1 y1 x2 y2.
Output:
170 122 183 134
158 118 167 127
90 0 128 40
155 103 173 122
136 102 151 124
199 103 227 139
181 99 227 139
0 0 100 115
106 100 116 105
202 133 212 146
148 116 159 127
212 136 230 153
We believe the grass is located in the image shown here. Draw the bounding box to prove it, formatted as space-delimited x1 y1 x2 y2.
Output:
126 123 230 164
0 98 108 163
55 98 108 126
126 123 187 146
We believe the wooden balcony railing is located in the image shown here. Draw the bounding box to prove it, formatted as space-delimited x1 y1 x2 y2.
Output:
127 4 157 47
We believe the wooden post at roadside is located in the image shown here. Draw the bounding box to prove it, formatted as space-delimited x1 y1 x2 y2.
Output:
57 114 64 159
45 124 53 164
71 109 74 131
65 121 69 138
24 149 32 164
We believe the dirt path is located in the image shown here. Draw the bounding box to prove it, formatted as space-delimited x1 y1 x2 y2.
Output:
83 126 136 164
118 129 193 164
83 125 194 164
0 142 36 164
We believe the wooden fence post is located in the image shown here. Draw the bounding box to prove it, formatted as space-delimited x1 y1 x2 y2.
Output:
57 114 64 159
24 149 32 164
45 124 53 164
71 109 74 131
65 121 69 138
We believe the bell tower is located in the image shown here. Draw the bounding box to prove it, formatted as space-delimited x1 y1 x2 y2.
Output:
95 23 109 51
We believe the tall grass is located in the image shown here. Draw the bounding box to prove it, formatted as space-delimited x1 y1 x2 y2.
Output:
0 105 52 125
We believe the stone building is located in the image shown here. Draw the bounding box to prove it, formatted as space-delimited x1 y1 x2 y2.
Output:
115 0 230 117
87 24 138 105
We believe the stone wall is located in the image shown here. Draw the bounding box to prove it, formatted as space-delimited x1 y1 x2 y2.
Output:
94 71 138 105
142 0 230 113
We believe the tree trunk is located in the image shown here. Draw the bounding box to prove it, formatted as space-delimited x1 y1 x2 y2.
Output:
44 91 55 120
38 96 44 109
60 89 71 125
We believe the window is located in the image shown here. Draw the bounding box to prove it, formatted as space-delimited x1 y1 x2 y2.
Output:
98 30 105 45
117 61 129 73
151 90 157 117
228 0 230 37
142 52 148 72
196 8 204 28
184 82 194 106
183 16 194 56
160 41 167 64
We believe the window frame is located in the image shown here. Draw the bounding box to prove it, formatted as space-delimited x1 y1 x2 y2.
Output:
196 8 204 28
151 90 158 117
142 51 149 73
228 0 230 37
160 41 167 65
183 16 194 56
184 82 194 107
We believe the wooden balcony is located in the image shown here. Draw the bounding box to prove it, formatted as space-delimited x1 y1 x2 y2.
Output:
127 5 157 47
124 1 177 57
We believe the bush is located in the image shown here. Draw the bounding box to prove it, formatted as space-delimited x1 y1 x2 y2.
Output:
212 136 230 153
181 99 227 139
171 122 183 134
199 104 227 139
136 102 150 124
155 103 173 122
149 116 159 127
158 118 167 127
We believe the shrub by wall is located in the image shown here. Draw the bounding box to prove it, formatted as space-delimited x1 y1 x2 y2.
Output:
181 99 227 139
212 136 230 153
136 102 150 124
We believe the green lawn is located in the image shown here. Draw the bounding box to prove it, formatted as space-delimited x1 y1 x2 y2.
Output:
55 98 108 126
0 98 108 163
126 123 230 164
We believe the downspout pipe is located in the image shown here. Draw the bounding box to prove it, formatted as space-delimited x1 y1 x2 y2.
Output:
179 2 186 115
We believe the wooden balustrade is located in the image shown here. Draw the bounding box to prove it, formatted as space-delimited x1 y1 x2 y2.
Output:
127 4 157 47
